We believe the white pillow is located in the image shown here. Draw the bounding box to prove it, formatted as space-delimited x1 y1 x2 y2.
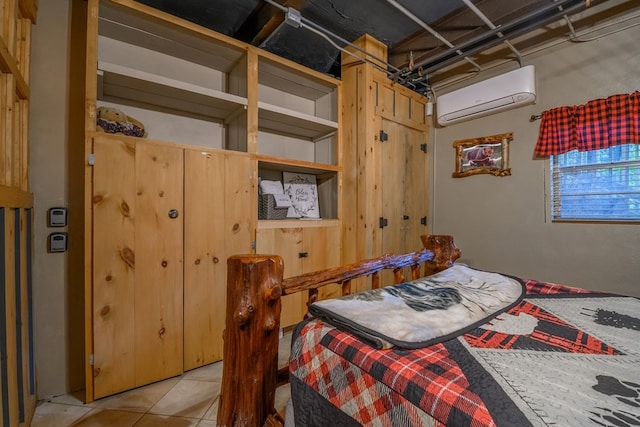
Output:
260 180 284 195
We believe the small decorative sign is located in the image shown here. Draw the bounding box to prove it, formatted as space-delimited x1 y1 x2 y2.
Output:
283 172 320 218
272 193 292 208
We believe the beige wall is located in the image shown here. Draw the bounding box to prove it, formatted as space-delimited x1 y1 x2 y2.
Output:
30 0 85 399
430 15 640 297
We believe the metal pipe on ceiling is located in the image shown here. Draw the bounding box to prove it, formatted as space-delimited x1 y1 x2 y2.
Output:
383 0 482 72
460 0 523 66
410 0 599 76
433 5 640 91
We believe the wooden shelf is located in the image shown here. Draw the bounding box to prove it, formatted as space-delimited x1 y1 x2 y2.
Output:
258 102 338 140
259 56 338 101
256 155 340 176
98 61 247 121
257 218 340 229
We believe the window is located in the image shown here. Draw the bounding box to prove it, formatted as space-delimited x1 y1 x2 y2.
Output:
550 144 640 222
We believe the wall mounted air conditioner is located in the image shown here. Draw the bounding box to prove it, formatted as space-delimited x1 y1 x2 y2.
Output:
436 65 536 126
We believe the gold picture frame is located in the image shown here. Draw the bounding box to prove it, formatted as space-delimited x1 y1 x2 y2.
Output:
452 132 512 178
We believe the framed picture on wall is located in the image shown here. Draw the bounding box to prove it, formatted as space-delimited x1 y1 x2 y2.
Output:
283 172 320 218
452 132 513 178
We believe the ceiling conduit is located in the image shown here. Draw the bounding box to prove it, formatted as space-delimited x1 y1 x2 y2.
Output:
261 0 608 95
409 0 601 77
262 0 403 79
384 0 482 74
460 0 523 66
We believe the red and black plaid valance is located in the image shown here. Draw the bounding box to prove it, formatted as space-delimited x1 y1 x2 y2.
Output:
534 91 640 157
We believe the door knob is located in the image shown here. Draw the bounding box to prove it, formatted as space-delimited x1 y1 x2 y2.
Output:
168 209 179 219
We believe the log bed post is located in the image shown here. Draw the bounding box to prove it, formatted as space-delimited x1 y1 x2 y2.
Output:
421 234 461 275
218 235 460 427
218 255 285 427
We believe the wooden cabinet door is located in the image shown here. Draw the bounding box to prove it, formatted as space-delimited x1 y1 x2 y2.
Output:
92 137 184 399
256 227 304 328
183 149 252 371
403 125 429 249
380 119 428 255
304 226 341 301
256 225 341 327
183 149 225 371
379 120 428 284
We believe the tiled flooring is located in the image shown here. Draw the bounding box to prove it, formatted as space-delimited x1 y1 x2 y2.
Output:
32 334 292 427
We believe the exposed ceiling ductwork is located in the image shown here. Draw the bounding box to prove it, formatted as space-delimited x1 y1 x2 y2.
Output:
135 0 639 96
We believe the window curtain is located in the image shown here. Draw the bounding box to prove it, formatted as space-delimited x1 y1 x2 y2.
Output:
534 91 640 156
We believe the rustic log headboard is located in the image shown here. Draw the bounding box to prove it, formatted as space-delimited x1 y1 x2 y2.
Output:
217 235 461 427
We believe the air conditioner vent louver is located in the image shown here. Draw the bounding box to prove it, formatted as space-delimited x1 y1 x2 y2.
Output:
437 65 536 126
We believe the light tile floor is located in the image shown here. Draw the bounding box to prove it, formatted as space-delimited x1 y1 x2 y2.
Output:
32 334 292 427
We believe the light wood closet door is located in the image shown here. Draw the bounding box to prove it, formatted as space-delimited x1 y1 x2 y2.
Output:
380 119 428 275
92 137 184 399
184 149 225 370
183 149 252 370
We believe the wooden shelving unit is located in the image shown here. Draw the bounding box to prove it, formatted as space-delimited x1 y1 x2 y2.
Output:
83 0 343 401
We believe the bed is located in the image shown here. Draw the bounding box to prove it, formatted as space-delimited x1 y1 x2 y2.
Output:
217 235 640 427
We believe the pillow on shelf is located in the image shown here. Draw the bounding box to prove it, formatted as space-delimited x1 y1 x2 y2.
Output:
259 179 285 195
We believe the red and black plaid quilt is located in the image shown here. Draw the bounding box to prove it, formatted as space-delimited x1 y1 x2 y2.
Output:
289 278 640 426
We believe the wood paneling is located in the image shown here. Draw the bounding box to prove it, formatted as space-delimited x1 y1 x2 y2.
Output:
0 0 35 422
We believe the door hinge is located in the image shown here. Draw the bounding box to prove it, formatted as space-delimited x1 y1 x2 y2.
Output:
421 216 427 226
379 217 388 228
420 143 427 153
379 130 388 142
89 354 94 366
251 240 256 250
88 153 95 166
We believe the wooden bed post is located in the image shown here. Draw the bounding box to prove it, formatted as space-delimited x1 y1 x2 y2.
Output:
421 235 461 275
218 235 459 426
218 255 284 427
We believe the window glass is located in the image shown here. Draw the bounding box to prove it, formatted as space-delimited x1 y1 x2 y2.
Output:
550 144 640 221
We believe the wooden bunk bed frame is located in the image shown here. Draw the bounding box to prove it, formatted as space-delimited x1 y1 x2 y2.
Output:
217 235 461 427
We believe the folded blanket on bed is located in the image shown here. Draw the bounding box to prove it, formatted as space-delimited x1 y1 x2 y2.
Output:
308 265 525 349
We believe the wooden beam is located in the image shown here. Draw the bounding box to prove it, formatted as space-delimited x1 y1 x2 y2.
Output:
0 37 29 99
18 0 38 24
251 0 309 46
0 185 33 208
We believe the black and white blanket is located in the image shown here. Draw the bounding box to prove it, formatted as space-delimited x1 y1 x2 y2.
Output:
308 264 526 349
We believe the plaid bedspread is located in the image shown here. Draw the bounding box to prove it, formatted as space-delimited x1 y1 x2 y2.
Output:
289 279 640 426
